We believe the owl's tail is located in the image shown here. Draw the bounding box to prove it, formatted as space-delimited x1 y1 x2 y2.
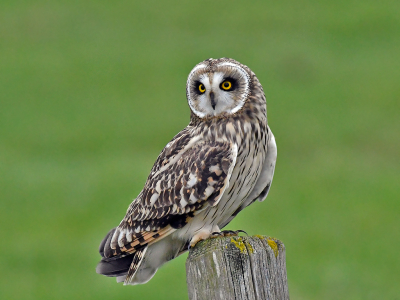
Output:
96 228 187 285
96 229 149 285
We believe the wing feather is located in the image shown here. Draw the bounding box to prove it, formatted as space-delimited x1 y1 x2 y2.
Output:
98 130 237 262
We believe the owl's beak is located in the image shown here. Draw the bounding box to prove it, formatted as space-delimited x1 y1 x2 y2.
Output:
210 91 216 110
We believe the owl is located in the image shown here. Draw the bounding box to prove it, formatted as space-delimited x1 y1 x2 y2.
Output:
96 58 277 285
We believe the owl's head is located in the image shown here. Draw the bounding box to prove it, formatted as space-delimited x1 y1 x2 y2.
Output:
186 58 254 119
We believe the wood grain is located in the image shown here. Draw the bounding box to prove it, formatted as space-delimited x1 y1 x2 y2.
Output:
186 235 289 300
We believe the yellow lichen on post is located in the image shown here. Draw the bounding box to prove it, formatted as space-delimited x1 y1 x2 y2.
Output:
230 237 254 254
245 239 254 254
230 237 246 253
254 234 265 240
267 238 279 257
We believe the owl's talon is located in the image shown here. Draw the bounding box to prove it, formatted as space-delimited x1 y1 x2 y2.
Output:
221 230 237 236
219 230 248 237
210 232 224 238
236 230 248 236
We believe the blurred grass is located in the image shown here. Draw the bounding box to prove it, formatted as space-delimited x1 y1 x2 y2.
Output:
1 0 399 299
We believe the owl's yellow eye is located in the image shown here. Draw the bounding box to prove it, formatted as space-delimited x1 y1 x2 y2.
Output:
221 81 232 90
198 83 206 93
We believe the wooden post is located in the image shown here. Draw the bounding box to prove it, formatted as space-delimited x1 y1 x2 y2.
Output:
186 235 289 300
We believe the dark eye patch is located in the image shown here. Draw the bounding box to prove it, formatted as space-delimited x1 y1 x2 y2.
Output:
220 77 237 91
194 81 205 94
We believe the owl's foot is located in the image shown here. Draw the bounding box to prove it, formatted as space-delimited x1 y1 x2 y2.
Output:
189 225 221 249
189 228 248 249
224 229 247 236
189 230 213 249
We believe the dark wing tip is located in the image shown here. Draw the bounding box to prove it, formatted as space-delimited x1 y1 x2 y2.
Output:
98 227 116 258
96 254 133 277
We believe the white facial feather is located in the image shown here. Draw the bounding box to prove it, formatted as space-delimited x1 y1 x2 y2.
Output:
186 61 250 118
217 62 250 114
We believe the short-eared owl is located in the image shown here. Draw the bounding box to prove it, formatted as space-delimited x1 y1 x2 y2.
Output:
96 58 277 285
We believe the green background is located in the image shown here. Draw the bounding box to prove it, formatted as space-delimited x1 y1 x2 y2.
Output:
1 1 399 299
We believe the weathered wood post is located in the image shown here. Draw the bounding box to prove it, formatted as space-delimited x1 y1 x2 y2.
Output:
186 235 289 300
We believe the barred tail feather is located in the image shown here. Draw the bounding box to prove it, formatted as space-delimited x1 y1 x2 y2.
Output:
124 246 148 285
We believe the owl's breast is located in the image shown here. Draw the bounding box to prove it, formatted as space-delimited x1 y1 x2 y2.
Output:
214 132 267 223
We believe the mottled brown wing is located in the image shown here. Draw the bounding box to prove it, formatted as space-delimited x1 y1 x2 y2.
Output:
101 136 237 259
